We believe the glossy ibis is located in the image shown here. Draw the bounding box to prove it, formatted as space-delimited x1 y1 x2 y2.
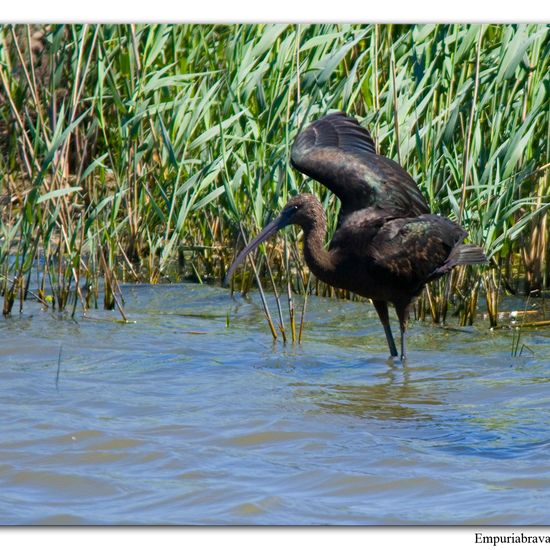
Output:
226 113 486 360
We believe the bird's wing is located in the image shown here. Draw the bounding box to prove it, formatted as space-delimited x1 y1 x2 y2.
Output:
328 207 394 252
369 215 468 284
291 112 430 219
332 213 467 283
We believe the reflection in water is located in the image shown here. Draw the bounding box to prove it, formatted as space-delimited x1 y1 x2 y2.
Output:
291 362 440 422
1 283 550 525
302 383 436 422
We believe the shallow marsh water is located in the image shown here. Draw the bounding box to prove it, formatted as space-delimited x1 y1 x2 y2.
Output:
1 283 550 525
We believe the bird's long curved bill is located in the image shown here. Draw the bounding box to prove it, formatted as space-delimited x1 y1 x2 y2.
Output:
224 216 285 285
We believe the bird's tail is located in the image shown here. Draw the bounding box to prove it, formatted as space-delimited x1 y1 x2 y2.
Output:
429 244 487 279
448 243 487 266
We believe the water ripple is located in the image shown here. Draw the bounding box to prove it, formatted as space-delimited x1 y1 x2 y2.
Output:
1 284 549 524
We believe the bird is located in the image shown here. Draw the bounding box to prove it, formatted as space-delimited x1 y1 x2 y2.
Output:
226 112 486 360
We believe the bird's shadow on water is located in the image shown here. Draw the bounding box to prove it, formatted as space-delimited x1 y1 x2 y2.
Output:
250 342 550 462
253 343 438 423
293 366 437 424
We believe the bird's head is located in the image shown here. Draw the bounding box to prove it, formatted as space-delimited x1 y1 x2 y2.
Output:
277 193 322 228
224 193 321 285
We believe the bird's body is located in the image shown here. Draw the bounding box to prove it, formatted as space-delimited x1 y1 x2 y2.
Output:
226 112 486 360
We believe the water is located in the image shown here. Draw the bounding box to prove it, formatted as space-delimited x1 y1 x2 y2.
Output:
1 283 549 525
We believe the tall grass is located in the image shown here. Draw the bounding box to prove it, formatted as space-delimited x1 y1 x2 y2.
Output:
0 24 548 328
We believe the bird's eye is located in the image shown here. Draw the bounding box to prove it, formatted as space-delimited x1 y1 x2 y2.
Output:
284 204 300 217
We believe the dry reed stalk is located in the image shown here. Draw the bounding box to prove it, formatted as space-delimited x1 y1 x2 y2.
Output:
483 270 500 328
237 223 278 340
298 273 312 344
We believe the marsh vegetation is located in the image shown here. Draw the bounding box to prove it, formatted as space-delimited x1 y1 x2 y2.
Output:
0 24 548 333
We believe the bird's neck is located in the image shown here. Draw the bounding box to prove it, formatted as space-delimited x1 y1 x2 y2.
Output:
301 215 337 284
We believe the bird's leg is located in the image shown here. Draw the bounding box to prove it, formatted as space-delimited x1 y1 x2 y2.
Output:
372 300 398 358
395 303 410 361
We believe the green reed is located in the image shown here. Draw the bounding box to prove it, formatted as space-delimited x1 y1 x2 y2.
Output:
0 24 548 330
